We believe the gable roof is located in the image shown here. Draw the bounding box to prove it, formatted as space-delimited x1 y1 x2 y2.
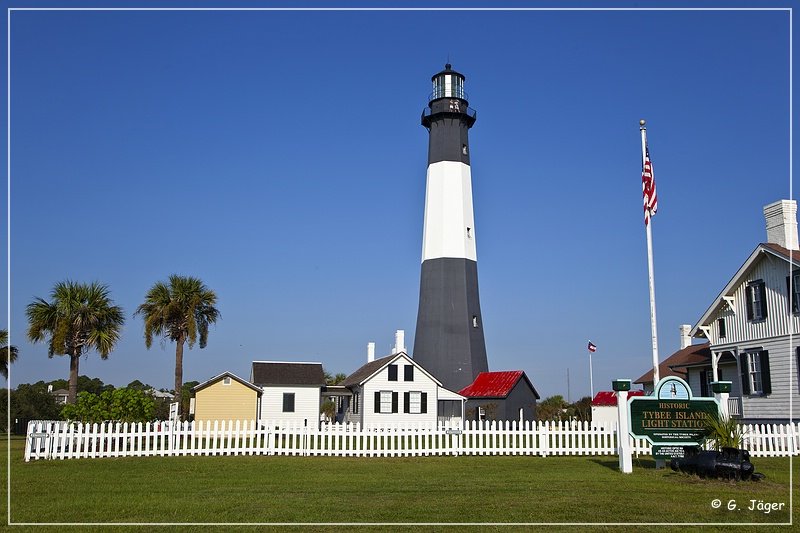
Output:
458 371 540 400
591 390 645 407
692 243 799 337
341 352 442 388
634 342 711 385
192 371 262 394
250 361 325 387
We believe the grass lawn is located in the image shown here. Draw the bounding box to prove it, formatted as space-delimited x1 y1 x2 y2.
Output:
2 435 796 530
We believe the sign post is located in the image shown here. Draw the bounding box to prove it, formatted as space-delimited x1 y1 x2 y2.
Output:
712 381 732 420
613 379 633 473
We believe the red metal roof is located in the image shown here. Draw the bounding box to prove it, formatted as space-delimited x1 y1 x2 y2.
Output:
591 390 645 406
458 371 524 398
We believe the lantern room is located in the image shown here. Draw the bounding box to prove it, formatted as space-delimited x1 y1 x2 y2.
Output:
429 63 467 103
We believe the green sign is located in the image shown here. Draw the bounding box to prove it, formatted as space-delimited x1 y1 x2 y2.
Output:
628 376 720 459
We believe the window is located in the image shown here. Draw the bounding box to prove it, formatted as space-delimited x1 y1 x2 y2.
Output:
796 348 800 393
353 392 360 414
472 315 479 328
374 390 398 414
787 271 800 314
740 350 772 396
404 365 414 381
282 393 295 412
223 376 231 385
700 370 710 397
717 318 726 339
749 353 763 393
745 280 767 321
380 391 392 412
403 391 428 414
388 364 398 381
462 144 468 155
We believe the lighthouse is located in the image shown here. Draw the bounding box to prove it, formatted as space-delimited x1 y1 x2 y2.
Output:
413 64 489 392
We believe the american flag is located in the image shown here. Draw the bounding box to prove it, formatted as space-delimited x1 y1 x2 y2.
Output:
642 145 658 225
587 341 597 353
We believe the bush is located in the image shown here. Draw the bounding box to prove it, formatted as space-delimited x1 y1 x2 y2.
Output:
703 412 743 450
61 388 155 423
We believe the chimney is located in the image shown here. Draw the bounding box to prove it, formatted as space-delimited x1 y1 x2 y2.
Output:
764 199 799 250
367 342 375 363
679 324 692 350
393 330 406 354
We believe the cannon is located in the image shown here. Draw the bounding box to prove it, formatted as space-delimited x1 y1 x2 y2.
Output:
670 446 764 481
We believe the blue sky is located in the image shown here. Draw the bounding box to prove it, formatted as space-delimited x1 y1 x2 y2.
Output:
3 4 794 400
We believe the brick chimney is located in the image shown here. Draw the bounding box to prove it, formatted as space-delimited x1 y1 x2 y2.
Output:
679 324 692 350
764 199 799 250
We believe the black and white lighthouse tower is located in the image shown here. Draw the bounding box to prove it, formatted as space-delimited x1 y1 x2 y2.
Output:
413 64 489 392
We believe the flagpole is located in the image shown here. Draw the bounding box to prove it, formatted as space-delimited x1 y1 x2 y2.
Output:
589 349 594 399
640 119 660 384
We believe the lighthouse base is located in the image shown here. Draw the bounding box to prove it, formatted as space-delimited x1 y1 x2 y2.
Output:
413 257 488 392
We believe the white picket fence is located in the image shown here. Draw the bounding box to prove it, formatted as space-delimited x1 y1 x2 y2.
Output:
23 419 799 461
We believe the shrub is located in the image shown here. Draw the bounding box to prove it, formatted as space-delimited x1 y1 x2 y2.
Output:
61 388 155 423
703 411 743 450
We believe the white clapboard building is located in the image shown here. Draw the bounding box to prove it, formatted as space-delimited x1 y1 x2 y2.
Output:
680 200 799 423
250 361 326 426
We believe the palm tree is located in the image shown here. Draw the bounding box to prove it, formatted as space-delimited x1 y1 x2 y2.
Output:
1 329 18 379
135 275 219 414
26 281 124 404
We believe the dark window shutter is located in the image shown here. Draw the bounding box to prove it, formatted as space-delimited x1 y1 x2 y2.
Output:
788 275 799 314
404 365 414 381
745 285 754 320
758 284 768 319
391 392 398 413
403 392 410 413
421 392 427 414
760 351 771 395
700 371 708 397
388 365 398 381
374 391 381 413
740 355 751 395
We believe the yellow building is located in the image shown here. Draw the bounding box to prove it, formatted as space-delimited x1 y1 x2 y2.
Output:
191 371 262 423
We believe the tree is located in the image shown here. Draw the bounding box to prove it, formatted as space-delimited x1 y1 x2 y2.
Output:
536 395 569 422
26 281 124 404
0 329 18 379
48 375 114 395
9 383 62 424
570 396 593 423
324 370 347 385
135 275 219 417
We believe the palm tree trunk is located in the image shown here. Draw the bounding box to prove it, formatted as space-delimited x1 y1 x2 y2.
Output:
68 350 80 404
175 336 184 418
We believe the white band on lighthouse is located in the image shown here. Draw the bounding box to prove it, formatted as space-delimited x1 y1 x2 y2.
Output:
421 160 477 262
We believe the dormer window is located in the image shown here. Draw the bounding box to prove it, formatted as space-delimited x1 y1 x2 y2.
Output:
223 377 231 385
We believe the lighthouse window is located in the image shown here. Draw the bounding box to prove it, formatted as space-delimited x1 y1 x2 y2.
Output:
466 227 472 239
472 315 479 328
462 144 468 155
